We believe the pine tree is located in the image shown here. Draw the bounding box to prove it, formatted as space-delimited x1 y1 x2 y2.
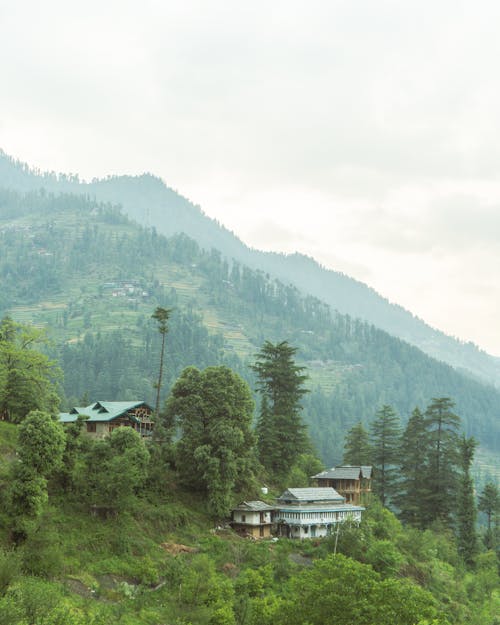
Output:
343 422 372 466
151 306 172 419
370 405 401 507
252 341 309 481
456 435 478 566
478 481 500 550
423 397 461 525
395 407 428 528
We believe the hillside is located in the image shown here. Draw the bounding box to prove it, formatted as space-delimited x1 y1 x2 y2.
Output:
0 188 499 474
2 149 499 388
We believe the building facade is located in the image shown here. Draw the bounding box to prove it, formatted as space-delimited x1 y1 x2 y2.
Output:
274 487 364 539
59 401 154 438
231 501 274 538
312 465 372 505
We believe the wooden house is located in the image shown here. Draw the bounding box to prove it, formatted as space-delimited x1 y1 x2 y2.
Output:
59 401 154 438
311 465 372 505
273 487 364 539
231 501 275 539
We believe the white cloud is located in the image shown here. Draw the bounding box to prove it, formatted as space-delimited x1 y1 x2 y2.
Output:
1 0 500 353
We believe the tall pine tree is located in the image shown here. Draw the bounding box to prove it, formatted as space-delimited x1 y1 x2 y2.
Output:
252 341 309 481
395 407 428 528
423 397 461 525
343 422 372 466
370 405 401 507
456 435 478 566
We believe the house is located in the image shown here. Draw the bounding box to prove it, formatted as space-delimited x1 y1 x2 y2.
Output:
273 487 363 539
230 501 275 539
311 465 372 505
59 401 154 438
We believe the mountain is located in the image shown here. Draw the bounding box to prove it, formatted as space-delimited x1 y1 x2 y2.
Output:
1 149 499 389
0 186 499 476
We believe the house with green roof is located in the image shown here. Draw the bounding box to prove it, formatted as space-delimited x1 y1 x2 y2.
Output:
59 401 154 438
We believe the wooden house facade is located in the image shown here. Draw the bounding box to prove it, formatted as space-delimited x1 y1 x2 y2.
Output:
311 465 372 505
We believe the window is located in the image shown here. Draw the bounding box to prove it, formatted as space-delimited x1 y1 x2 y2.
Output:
241 514 246 522
86 422 96 433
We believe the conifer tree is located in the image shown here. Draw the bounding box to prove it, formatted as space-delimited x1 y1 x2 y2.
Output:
343 422 372 466
423 397 461 525
152 306 172 419
370 405 401 507
252 340 309 480
479 481 500 550
456 435 478 566
395 408 428 528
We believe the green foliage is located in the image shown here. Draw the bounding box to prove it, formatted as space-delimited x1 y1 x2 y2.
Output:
423 398 461 525
478 481 500 550
17 410 65 476
0 317 60 423
456 436 478 565
8 464 48 542
152 306 173 418
252 341 309 481
343 421 371 465
167 366 257 519
275 554 438 625
76 427 149 512
370 404 401 507
395 408 428 528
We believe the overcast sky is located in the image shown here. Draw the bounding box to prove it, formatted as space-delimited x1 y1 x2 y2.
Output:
1 1 500 355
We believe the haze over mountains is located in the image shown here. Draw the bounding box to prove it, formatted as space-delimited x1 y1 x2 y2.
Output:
2 149 499 389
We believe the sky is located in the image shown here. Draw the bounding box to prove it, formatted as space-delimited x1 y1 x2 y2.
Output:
1 1 500 355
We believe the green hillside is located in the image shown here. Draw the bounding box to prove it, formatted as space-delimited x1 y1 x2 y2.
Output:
0 188 499 472
2 149 499 388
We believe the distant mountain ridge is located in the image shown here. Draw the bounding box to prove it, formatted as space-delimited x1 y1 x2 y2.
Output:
1 149 499 387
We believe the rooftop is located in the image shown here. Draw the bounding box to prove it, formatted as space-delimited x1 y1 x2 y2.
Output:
312 465 372 480
60 400 151 424
277 487 344 503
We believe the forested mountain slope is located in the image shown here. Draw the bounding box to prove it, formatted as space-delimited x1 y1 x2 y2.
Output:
0 188 499 470
1 150 499 388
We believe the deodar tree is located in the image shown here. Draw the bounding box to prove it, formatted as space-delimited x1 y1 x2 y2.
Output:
422 397 461 525
252 340 309 481
370 405 401 508
343 421 372 466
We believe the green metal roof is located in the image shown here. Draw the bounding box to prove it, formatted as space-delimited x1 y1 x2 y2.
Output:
60 401 151 424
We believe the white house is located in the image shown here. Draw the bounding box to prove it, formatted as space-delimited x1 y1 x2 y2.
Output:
273 487 364 539
231 501 275 539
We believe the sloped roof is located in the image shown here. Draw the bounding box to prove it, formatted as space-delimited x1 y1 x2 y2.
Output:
60 401 151 424
312 465 372 480
233 501 275 512
278 487 344 503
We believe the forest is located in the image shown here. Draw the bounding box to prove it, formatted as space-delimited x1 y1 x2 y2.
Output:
0 188 499 474
0 312 498 624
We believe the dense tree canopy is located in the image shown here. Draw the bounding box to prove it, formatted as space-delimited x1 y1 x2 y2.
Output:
0 318 60 423
166 365 257 519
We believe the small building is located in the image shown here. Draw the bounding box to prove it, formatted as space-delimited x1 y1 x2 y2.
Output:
311 465 372 505
59 401 154 438
274 487 363 539
231 501 275 539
